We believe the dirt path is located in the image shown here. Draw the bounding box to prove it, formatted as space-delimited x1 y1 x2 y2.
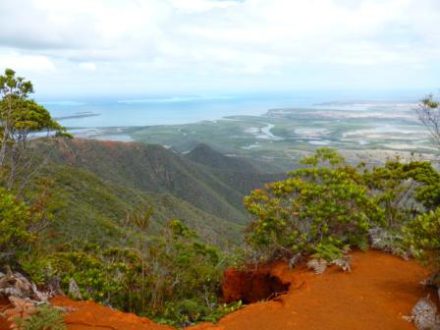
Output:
189 251 430 330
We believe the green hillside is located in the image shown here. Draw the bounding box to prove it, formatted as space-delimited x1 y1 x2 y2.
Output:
40 164 243 249
31 139 283 249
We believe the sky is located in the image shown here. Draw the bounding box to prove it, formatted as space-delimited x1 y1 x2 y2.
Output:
0 0 440 98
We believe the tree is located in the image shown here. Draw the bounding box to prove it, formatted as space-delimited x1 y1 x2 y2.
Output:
0 68 70 190
417 95 440 150
0 68 33 167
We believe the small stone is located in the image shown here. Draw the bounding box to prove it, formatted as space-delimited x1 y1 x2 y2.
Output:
68 278 83 300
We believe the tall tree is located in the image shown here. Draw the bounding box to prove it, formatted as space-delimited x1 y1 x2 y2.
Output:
0 68 69 190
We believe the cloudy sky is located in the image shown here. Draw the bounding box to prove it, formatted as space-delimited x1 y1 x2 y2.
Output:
1 0 439 97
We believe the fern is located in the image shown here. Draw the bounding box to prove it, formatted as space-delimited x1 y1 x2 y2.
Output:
14 304 66 330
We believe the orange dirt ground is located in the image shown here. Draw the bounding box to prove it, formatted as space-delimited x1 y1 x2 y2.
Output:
50 297 174 330
188 251 431 330
0 251 433 330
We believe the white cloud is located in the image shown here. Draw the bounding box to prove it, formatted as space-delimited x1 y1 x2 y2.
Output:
78 62 97 72
0 0 439 95
0 52 56 73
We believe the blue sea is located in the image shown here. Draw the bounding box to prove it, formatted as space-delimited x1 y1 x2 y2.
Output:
38 90 423 128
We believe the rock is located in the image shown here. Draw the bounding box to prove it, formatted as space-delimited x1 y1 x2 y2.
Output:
306 259 328 274
0 270 33 299
410 295 440 330
288 253 302 268
47 276 64 296
68 278 82 300
331 256 352 272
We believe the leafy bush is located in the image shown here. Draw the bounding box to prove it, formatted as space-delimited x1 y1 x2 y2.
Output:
141 219 226 324
0 187 33 261
365 160 440 215
404 207 440 270
312 239 347 262
244 148 384 261
22 249 138 305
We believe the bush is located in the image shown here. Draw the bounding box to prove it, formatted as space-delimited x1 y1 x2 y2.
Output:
0 187 33 261
22 249 137 305
365 160 440 216
244 148 384 262
404 207 440 270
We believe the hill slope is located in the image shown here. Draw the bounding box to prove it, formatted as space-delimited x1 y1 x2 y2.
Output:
44 139 283 223
185 143 259 173
32 139 282 248
42 164 242 248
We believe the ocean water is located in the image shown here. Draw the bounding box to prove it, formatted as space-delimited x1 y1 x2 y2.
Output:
39 91 422 128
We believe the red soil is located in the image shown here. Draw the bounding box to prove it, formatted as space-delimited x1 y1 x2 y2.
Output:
189 250 431 330
222 268 290 303
50 296 173 330
0 298 12 330
0 251 432 330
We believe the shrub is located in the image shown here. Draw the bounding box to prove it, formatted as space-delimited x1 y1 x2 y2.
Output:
244 148 384 262
0 187 33 261
404 207 440 271
22 249 136 304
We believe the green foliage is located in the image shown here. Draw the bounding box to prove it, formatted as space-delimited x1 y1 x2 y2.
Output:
0 187 33 261
363 160 414 227
24 219 228 327
0 98 70 139
0 68 62 135
141 219 225 324
244 148 383 261
362 159 440 231
14 304 66 330
0 68 70 191
421 94 440 109
22 249 138 303
404 207 440 270
401 161 440 210
312 239 347 262
244 148 440 262
0 68 33 98
201 300 243 323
